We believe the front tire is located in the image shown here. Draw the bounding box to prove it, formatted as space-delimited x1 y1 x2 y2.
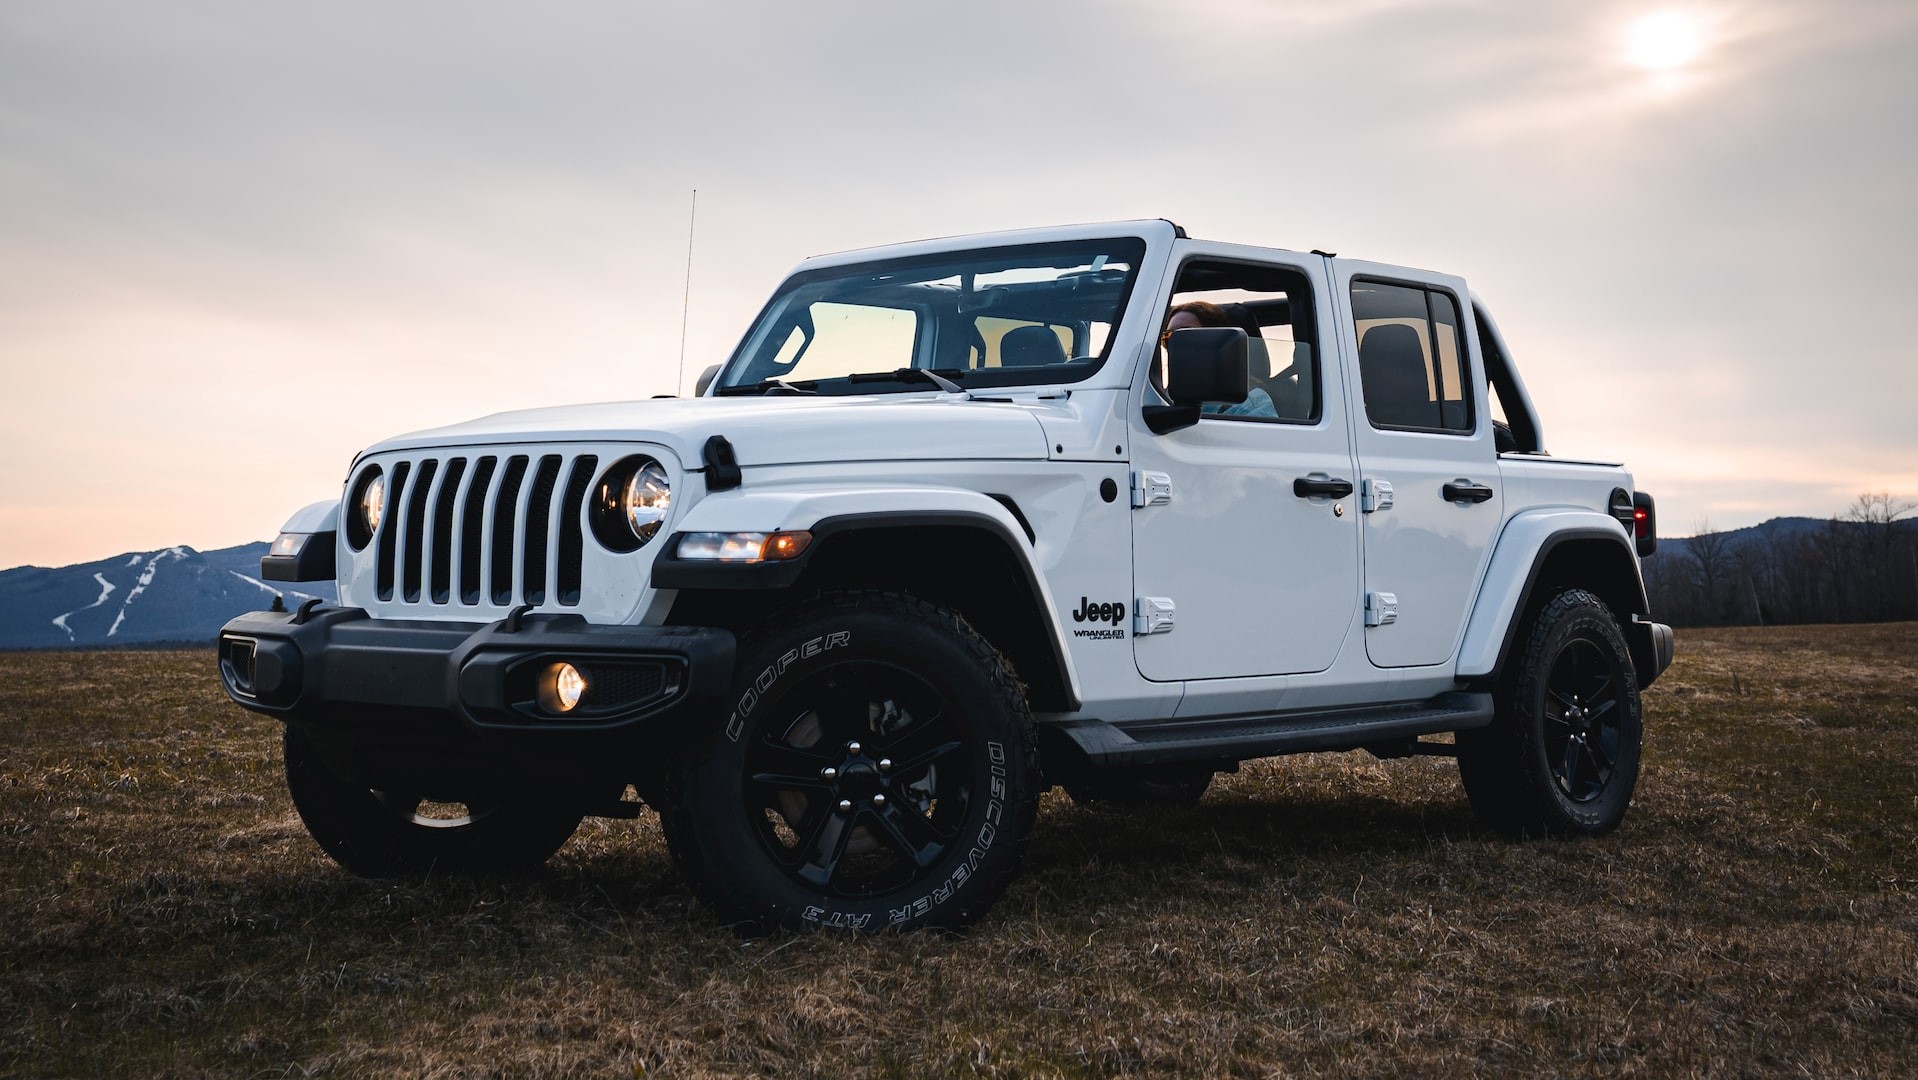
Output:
283 727 586 876
662 592 1041 933
1457 589 1644 837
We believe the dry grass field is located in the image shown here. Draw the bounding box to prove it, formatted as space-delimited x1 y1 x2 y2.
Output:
2 624 1914 1077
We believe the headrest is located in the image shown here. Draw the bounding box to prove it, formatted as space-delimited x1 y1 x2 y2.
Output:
1359 323 1432 427
1220 303 1263 339
1221 303 1270 379
1000 325 1067 368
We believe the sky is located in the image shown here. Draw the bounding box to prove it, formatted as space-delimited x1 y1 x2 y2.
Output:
3 0 1915 569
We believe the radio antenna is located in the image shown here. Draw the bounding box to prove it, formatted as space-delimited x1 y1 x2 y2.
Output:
675 188 698 396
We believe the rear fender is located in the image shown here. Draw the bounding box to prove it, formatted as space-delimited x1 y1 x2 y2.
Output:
1458 509 1649 681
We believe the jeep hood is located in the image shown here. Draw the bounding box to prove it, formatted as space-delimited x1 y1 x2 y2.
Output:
360 395 1054 470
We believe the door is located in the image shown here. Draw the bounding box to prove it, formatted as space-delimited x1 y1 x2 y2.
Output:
1129 248 1362 681
1331 261 1503 668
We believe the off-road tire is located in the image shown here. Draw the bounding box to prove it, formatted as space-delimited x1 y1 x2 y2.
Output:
661 591 1041 933
283 727 586 876
1457 588 1643 837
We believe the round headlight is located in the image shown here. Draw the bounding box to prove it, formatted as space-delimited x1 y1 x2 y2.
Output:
622 460 671 544
345 466 384 551
361 474 385 533
590 456 673 552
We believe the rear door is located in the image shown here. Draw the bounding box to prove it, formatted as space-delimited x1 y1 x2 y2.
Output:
1331 261 1502 668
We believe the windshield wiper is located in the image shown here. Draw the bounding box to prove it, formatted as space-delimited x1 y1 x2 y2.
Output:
845 368 970 395
714 378 818 397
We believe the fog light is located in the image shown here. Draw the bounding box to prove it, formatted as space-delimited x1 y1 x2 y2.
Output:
537 662 587 714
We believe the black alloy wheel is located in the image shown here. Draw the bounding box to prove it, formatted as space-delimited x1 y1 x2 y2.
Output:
744 659 972 896
1541 636 1626 803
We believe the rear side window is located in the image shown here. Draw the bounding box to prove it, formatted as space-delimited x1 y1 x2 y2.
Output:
1351 281 1473 434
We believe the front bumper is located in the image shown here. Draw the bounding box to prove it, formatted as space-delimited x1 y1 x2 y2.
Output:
217 606 735 750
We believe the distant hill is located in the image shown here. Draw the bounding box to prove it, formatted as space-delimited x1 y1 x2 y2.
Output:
1659 516 1834 552
1653 514 1917 562
1644 514 1918 627
0 544 336 650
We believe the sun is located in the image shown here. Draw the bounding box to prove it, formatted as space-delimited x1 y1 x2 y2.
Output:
1624 10 1708 72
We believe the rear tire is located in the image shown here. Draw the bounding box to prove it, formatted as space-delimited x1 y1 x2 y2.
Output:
283 727 586 876
662 591 1041 933
1457 588 1643 837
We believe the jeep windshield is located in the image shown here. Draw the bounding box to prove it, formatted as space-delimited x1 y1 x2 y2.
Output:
717 238 1147 395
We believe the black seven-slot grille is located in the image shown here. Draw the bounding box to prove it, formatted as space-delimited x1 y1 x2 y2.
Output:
371 452 599 609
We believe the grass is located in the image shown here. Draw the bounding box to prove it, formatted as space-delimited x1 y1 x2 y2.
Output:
2 625 1914 1077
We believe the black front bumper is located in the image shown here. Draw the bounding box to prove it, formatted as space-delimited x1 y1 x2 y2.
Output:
217 607 735 756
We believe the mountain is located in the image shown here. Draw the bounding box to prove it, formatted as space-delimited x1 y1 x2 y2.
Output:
1653 514 1918 561
1658 516 1834 552
1643 514 1918 627
0 544 336 650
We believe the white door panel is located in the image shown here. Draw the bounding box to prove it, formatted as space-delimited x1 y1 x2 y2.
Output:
1129 247 1362 681
1331 260 1502 669
1130 424 1361 679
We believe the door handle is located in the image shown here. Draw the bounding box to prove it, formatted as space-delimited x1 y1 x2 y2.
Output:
1294 476 1354 499
1442 479 1496 504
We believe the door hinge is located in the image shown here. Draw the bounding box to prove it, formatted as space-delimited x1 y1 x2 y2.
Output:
1361 478 1394 513
1133 596 1176 635
1131 470 1173 508
1365 591 1399 627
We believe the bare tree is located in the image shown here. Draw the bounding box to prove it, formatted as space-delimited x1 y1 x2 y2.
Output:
1845 492 1918 527
1737 539 1777 625
1841 493 1918 620
1685 517 1740 624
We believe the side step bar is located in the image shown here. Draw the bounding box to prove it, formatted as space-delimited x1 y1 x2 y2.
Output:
1048 691 1495 769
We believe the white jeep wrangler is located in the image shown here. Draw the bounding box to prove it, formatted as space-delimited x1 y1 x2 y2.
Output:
220 220 1672 932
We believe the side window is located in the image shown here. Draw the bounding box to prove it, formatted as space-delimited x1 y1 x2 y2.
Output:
1164 261 1320 423
1351 281 1474 434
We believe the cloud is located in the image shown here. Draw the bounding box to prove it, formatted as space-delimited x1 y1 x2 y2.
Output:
1 0 1914 565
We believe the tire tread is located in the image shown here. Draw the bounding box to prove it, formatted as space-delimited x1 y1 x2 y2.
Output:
660 589 1040 933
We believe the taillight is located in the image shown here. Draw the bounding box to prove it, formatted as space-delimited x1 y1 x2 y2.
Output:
1631 491 1657 556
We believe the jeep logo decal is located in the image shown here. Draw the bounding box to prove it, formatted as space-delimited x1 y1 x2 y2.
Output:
1071 597 1126 626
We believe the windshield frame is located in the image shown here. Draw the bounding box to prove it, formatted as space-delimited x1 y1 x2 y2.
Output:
715 237 1151 396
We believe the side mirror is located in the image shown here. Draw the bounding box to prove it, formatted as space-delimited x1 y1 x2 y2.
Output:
695 364 721 397
1144 327 1249 434
1165 327 1249 406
